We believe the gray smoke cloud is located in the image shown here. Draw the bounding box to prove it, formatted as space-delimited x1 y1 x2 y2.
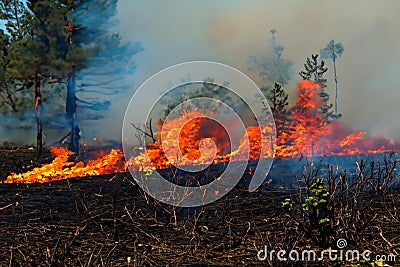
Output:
110 0 400 142
2 0 399 145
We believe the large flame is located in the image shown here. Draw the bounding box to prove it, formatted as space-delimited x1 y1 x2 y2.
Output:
275 80 399 157
127 111 234 171
4 147 125 183
4 80 400 183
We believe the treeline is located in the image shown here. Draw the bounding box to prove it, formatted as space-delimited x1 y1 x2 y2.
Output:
248 29 344 144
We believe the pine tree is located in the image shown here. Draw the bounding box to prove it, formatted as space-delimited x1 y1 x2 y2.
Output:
4 0 86 157
0 0 31 41
1 0 142 155
320 40 344 118
248 29 294 93
65 0 142 153
0 29 15 113
265 82 290 137
0 0 31 115
70 0 142 79
299 54 334 124
248 29 294 151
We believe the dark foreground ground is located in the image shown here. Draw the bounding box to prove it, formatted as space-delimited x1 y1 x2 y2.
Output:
0 148 399 266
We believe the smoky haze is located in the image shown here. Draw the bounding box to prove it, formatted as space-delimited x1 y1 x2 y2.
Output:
1 0 399 144
112 0 400 141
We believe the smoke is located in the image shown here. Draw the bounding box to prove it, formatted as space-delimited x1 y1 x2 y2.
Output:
112 0 400 142
0 82 68 145
1 0 400 145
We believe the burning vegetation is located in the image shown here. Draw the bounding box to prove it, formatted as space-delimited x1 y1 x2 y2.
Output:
3 147 125 183
274 80 399 157
4 80 399 184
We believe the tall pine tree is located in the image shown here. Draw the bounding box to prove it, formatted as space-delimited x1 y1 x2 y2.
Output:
265 82 290 137
5 0 87 157
65 0 142 154
299 54 334 125
248 29 293 150
248 29 294 93
320 39 344 118
1 0 142 155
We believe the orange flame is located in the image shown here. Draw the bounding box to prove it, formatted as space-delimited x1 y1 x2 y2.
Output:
5 80 400 183
275 80 399 157
126 111 232 171
4 147 125 183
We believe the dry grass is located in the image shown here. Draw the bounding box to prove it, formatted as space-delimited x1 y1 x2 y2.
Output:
0 149 399 266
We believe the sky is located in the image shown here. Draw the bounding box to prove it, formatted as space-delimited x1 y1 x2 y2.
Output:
1 0 400 144
108 0 400 142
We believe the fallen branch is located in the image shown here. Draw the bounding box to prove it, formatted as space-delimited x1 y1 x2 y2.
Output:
0 203 14 211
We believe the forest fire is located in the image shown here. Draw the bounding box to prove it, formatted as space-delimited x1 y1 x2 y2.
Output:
4 80 400 184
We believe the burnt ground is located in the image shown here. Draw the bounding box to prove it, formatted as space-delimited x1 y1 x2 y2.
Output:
0 148 399 266
0 146 53 181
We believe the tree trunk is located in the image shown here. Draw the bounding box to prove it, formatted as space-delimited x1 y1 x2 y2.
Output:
12 0 23 40
333 55 338 116
66 66 80 154
35 69 42 158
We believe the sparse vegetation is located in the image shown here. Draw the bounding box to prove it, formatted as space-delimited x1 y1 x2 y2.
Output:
0 148 398 266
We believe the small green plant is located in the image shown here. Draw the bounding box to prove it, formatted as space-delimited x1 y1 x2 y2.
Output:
336 258 376 267
282 177 332 245
302 178 331 226
282 198 293 212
